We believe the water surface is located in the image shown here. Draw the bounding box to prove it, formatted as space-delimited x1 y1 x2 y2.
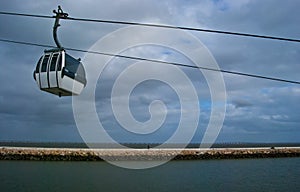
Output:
0 158 299 192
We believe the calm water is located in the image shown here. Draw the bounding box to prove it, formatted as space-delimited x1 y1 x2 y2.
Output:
0 158 299 192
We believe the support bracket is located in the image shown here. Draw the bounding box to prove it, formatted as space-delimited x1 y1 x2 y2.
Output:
53 6 68 49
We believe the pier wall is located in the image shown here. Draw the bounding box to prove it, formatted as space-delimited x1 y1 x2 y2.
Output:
1 147 300 161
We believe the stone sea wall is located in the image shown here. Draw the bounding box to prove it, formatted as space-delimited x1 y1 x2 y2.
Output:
1 147 300 161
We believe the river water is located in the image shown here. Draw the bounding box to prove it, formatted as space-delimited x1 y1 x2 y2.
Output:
0 158 299 192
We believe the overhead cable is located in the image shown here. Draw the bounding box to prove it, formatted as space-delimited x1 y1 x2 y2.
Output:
0 38 299 85
0 11 300 43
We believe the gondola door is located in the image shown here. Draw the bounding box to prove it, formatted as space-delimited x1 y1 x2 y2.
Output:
48 52 60 88
39 54 50 89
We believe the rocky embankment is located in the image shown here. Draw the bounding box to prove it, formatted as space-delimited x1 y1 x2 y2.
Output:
1 147 300 161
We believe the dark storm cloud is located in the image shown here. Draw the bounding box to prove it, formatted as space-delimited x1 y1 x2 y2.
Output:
231 99 253 109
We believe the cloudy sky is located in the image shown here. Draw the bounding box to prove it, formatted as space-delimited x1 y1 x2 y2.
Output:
0 0 299 144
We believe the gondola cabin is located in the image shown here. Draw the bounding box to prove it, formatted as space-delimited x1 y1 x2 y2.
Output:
33 48 86 96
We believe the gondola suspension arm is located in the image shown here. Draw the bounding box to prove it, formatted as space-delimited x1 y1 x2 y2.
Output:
33 6 87 97
53 6 68 49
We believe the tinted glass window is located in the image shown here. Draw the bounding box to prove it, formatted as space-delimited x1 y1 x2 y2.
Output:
76 64 85 77
41 55 50 72
50 53 58 71
35 56 42 72
57 55 62 71
65 54 80 73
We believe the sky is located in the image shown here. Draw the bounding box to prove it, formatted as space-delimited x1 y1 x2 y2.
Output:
0 0 299 144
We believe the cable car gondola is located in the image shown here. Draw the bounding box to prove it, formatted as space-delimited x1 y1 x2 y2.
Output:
34 48 86 96
33 6 86 97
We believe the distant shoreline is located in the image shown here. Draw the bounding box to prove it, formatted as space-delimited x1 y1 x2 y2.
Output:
1 147 300 161
1 142 300 149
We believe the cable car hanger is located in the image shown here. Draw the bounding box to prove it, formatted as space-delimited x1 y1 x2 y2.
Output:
33 6 87 97
52 5 68 49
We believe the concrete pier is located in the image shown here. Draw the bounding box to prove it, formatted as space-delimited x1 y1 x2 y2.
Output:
1 147 300 161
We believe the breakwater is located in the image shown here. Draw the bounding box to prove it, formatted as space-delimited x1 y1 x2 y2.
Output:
1 147 300 161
